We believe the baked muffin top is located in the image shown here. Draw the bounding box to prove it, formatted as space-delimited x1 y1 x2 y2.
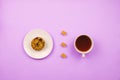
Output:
31 37 45 51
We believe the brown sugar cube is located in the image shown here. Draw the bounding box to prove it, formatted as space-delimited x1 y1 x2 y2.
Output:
61 30 67 36
61 42 67 48
61 53 67 58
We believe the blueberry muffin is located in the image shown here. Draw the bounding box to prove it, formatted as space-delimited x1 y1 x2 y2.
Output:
31 37 45 51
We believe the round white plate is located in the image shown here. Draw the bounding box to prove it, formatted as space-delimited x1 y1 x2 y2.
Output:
23 29 53 59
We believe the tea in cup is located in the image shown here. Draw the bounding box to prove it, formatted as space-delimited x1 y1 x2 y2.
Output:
74 35 94 57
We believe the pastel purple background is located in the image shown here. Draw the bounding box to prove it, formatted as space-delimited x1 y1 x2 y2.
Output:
0 0 120 80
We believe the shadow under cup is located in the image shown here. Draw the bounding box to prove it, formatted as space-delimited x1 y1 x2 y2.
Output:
74 35 94 58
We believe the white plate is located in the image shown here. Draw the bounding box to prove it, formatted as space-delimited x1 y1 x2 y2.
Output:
23 29 53 59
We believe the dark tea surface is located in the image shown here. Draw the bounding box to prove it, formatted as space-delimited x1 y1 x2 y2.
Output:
75 35 92 52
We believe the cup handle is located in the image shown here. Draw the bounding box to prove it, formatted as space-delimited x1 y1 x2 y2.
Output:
82 54 86 58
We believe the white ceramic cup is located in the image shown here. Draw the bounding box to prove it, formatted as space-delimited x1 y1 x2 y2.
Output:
74 35 94 58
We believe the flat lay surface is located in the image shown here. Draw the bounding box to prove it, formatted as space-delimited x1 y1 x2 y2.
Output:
0 0 120 80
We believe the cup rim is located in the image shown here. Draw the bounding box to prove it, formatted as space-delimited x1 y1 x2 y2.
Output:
74 34 94 54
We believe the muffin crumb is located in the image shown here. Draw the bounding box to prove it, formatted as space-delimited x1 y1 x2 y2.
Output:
61 30 67 36
61 53 67 58
61 42 67 48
